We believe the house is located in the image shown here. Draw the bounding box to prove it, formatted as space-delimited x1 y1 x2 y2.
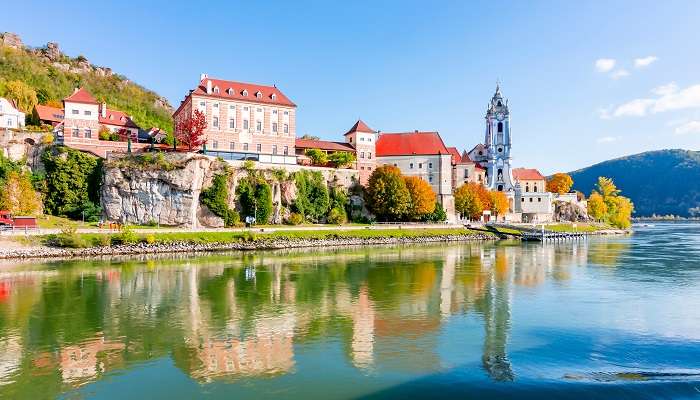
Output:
173 74 297 165
33 104 64 127
294 137 356 165
512 168 553 222
448 146 485 189
343 120 377 185
0 98 25 129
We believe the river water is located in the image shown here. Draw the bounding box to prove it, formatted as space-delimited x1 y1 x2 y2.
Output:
0 222 699 399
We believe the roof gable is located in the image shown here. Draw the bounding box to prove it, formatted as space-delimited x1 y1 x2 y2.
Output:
64 87 98 104
192 78 295 107
376 131 449 157
34 105 64 122
512 168 545 181
344 119 375 136
295 138 355 152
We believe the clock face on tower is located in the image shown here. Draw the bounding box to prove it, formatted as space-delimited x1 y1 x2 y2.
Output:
496 112 505 121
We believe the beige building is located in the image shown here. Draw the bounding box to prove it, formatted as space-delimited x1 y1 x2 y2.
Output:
173 74 297 165
512 168 553 222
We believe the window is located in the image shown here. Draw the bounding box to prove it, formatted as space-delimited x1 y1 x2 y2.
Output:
256 143 262 152
283 146 288 155
243 143 249 151
243 119 249 130
529 198 533 202
410 163 414 169
419 163 423 169
200 101 206 108
256 91 262 98
242 89 248 96
272 122 278 133
429 176 433 183
283 111 289 116
227 88 233 95
272 145 277 155
464 169 468 178
229 118 235 129
214 86 220 94
538 197 542 202
534 185 538 192
72 128 79 137
84 110 91 116
256 121 262 132
360 137 365 142
429 162 433 169
212 140 218 149
393 163 397 167
243 106 249 111
256 108 262 112
229 105 235 110
230 142 235 151
213 116 219 128
368 152 372 159
360 152 365 159
84 128 92 138
361 166 365 170
272 109 278 115
72 109 79 115
497 122 503 133
283 124 288 134
271 93 277 100
349 137 353 143
525 185 530 193
213 102 219 109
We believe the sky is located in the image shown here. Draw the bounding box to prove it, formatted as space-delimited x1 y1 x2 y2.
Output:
3 0 700 174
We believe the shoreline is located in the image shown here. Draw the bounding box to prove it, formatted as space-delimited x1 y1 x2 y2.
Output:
0 227 631 261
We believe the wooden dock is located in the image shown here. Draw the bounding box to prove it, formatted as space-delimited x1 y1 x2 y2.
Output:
490 223 588 242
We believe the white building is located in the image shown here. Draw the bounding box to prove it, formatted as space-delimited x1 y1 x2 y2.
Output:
0 98 25 129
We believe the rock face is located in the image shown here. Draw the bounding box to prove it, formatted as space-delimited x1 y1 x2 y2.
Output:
43 42 61 61
101 153 226 227
1 32 23 49
553 201 590 222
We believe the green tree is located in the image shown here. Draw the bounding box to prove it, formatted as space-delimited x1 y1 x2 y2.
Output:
41 146 102 217
366 165 410 221
305 148 328 166
293 170 330 222
425 202 447 222
200 172 239 227
328 151 356 168
236 178 272 224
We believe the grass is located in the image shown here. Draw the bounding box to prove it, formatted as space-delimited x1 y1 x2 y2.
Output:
545 223 611 233
36 227 493 248
36 215 95 229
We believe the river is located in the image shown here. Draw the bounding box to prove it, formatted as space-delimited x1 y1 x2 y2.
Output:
0 222 698 399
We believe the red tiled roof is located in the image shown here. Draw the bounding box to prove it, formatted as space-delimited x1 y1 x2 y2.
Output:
344 119 375 136
190 77 295 107
447 147 461 164
99 109 139 129
512 168 545 181
376 131 449 157
295 138 355 152
34 105 64 123
64 88 98 104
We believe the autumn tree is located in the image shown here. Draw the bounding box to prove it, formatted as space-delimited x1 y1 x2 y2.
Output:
587 192 607 221
328 151 356 168
366 165 410 221
489 190 510 220
454 183 484 220
2 80 37 113
403 176 436 220
546 173 574 194
305 148 328 166
0 171 42 215
175 109 207 151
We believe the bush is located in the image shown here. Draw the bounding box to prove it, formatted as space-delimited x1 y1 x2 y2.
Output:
236 178 272 224
42 146 102 217
41 133 54 145
200 172 241 227
53 224 87 248
144 234 156 244
293 170 329 223
327 207 347 225
286 212 304 225
94 234 112 247
425 202 447 222
112 225 139 245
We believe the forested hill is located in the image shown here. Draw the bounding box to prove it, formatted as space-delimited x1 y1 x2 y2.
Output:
0 32 173 132
568 149 700 217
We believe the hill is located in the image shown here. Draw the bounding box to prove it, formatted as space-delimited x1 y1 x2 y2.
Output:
567 149 700 217
0 32 173 132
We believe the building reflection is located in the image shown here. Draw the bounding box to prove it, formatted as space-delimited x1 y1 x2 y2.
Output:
0 239 631 396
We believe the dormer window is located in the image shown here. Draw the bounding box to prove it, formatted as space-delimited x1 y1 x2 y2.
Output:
497 101 502 106
271 93 277 100
213 86 220 94
255 91 262 99
242 89 248 97
226 88 233 95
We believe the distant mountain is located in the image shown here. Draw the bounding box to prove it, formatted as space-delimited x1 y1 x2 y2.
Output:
0 31 173 131
567 149 700 217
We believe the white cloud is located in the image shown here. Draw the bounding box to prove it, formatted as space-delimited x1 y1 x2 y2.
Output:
675 121 700 135
610 69 630 79
595 58 616 73
596 136 619 144
634 56 658 68
610 83 700 117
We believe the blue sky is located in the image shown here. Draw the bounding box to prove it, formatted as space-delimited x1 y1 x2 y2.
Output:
3 1 700 173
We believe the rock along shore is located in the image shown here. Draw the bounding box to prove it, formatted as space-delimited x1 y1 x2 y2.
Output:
0 233 498 260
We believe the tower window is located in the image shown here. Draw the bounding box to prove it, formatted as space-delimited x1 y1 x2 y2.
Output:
497 122 503 133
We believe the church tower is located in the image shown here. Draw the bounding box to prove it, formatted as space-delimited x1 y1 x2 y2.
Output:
484 85 515 192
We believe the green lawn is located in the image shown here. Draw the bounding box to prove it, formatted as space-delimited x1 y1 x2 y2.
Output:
545 223 610 233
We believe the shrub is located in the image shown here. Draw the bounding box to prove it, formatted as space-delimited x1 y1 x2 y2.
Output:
286 212 304 225
146 218 158 227
94 234 112 247
41 133 54 145
327 206 347 225
112 225 139 245
305 148 328 165
53 224 87 248
144 234 156 244
41 146 102 217
236 178 272 224
200 172 240 227
293 170 329 223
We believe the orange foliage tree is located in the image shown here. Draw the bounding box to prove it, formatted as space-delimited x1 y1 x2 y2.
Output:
489 190 510 220
455 183 486 220
546 173 574 194
403 176 436 220
175 109 208 151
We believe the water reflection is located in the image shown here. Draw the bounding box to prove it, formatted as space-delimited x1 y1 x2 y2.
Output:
1 229 695 399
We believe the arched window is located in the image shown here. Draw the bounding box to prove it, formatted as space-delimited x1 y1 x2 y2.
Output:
526 184 530 193
497 122 503 133
534 185 538 192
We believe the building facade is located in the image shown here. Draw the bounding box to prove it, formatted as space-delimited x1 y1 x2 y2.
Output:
344 120 377 185
0 98 25 129
173 74 297 165
512 168 553 222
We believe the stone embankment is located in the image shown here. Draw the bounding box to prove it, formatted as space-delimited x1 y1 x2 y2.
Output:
0 233 496 260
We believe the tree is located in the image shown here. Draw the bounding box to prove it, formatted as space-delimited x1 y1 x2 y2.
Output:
175 109 207 151
403 176 436 220
455 183 484 220
328 151 356 168
299 134 320 140
0 171 42 215
41 147 101 217
2 80 37 113
293 170 330 222
425 202 447 222
587 192 607 221
546 173 574 194
236 178 272 224
489 190 509 220
608 196 634 229
595 176 620 199
305 148 328 166
366 165 410 221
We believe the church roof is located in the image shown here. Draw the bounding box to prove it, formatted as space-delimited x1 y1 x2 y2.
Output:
344 119 375 136
512 168 545 181
376 131 449 157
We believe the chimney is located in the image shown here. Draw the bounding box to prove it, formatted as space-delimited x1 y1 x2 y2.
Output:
414 129 418 133
206 80 212 94
101 102 107 118
200 73 208 81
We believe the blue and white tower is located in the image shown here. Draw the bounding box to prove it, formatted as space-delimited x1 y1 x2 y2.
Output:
484 85 514 192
